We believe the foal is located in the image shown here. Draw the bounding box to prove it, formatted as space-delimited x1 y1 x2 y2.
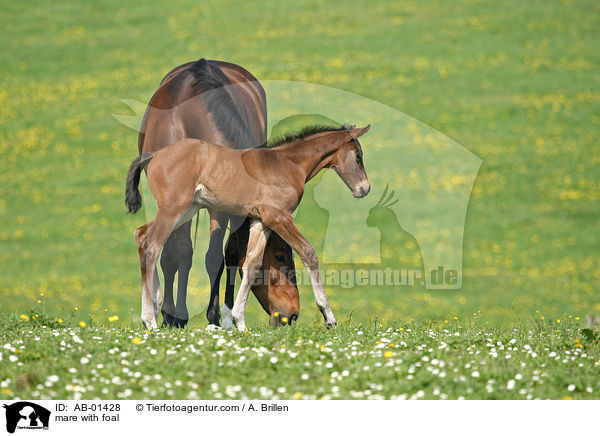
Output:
126 125 371 330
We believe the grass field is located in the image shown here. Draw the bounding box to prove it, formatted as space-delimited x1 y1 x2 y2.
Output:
1 0 599 400
1 316 599 400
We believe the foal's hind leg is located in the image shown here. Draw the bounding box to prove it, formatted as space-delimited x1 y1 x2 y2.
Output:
135 223 152 328
136 210 181 329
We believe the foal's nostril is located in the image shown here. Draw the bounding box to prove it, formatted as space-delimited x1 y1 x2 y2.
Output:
289 313 298 324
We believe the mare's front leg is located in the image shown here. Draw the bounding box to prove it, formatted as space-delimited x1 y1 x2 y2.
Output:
261 209 336 327
223 234 239 331
231 220 271 331
205 209 228 326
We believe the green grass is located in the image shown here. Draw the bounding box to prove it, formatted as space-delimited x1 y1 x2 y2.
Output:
0 0 599 400
1 316 598 400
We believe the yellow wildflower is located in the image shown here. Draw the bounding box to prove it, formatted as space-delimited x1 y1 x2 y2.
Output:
79 321 87 328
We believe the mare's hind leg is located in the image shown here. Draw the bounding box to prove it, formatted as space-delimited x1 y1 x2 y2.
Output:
136 209 181 329
205 209 228 326
160 221 193 328
159 232 177 326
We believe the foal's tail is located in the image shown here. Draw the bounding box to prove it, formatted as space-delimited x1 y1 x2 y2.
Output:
125 152 155 214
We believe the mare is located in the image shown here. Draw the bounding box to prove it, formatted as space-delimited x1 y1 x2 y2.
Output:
136 58 299 328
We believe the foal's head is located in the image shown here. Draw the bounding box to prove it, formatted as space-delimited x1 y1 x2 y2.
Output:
331 125 371 198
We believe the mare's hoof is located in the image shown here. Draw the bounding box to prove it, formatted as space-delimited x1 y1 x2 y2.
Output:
162 311 188 328
325 321 337 329
205 324 222 331
206 308 221 327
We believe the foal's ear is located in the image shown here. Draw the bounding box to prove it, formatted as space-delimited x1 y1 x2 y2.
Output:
350 124 371 139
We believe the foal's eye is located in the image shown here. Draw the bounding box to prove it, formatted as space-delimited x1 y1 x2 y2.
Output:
356 154 362 165
275 254 286 263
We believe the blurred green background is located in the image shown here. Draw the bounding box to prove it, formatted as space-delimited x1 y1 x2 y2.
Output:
0 0 598 327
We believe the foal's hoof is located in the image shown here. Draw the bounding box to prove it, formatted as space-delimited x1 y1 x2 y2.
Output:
325 321 337 329
161 311 188 329
221 316 234 331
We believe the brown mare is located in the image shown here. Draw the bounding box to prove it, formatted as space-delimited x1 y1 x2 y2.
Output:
126 124 371 330
137 59 299 329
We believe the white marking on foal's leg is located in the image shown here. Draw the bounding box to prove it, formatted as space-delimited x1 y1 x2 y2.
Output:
221 303 233 330
231 220 271 331
231 269 251 332
306 265 337 326
141 281 158 330
141 263 159 329
153 268 163 319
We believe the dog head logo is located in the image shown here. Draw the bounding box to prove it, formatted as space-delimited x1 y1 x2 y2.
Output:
3 402 50 433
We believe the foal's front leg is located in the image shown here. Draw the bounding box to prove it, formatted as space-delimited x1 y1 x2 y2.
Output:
261 209 336 327
231 219 271 331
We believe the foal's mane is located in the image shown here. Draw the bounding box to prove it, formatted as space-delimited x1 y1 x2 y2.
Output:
188 58 257 149
266 124 354 148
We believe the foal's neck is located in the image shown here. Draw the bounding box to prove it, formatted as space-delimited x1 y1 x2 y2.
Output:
280 131 348 184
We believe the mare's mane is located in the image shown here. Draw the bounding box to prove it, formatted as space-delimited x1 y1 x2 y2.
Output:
188 58 257 149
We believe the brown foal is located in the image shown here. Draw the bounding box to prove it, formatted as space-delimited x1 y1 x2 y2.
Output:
126 125 371 330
